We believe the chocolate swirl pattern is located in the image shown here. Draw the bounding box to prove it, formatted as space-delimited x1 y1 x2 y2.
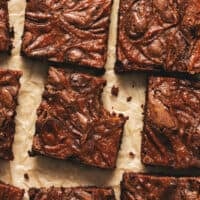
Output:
116 0 200 74
21 0 113 69
32 67 127 169
142 76 200 169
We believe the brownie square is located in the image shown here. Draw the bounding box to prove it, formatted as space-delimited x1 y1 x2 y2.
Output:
0 69 22 160
21 0 113 70
142 76 200 169
0 0 12 53
0 181 24 200
115 0 200 74
29 187 116 200
121 173 200 200
31 67 127 169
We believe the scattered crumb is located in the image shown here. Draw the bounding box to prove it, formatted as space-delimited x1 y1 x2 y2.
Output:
126 96 132 102
111 86 119 97
24 173 29 180
132 83 135 88
28 150 36 157
141 104 144 109
129 152 135 158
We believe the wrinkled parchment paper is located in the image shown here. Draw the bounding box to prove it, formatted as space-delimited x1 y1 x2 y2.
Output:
0 0 147 199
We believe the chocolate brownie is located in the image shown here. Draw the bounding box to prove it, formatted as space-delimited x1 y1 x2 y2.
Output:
21 0 113 70
115 0 200 74
29 187 116 200
121 173 200 200
0 69 22 160
31 67 127 169
142 76 200 169
0 181 24 200
0 0 12 53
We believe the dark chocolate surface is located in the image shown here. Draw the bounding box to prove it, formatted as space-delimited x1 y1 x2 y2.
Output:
142 76 200 169
0 0 12 52
121 173 200 200
115 0 200 74
0 181 24 200
32 67 127 169
21 0 113 70
29 187 116 200
0 69 22 160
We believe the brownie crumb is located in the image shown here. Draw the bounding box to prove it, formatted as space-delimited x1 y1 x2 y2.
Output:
28 150 36 157
132 83 135 88
126 96 132 102
129 152 135 158
111 86 119 97
24 173 29 180
141 104 144 109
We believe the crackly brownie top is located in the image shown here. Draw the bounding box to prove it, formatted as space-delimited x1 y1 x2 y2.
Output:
32 67 126 169
116 0 200 74
0 181 24 200
121 173 200 200
142 76 200 169
29 187 116 200
0 0 12 52
21 0 113 69
0 69 22 160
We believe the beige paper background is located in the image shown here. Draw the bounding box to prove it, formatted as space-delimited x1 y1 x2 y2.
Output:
0 0 147 199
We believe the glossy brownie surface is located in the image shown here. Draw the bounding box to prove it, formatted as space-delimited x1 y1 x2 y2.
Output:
21 0 113 69
0 69 22 160
0 0 12 52
116 0 200 74
0 181 24 200
29 187 116 200
142 76 200 169
121 173 200 200
32 67 127 169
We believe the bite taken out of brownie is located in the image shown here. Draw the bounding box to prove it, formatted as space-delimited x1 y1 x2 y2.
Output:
29 186 116 200
31 67 127 169
0 69 22 160
0 181 24 200
115 0 200 74
142 76 200 169
21 0 113 70
121 172 200 200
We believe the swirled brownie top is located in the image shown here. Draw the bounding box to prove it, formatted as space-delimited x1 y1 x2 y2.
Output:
142 76 200 169
31 67 127 169
0 69 22 160
21 0 113 70
0 0 12 52
121 173 200 200
29 187 116 200
0 181 24 200
115 0 200 74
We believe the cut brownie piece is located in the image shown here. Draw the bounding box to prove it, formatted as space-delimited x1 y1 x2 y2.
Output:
142 76 200 169
31 67 127 169
115 0 200 74
0 69 22 160
121 173 200 200
21 0 113 70
0 181 24 200
0 0 12 53
29 187 116 200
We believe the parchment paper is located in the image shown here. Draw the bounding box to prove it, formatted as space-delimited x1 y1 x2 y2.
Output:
0 0 146 199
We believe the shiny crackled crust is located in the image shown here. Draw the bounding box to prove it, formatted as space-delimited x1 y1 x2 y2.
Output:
0 181 24 200
115 0 200 74
0 69 22 160
121 173 200 200
0 0 12 53
142 76 200 169
29 187 116 200
32 67 127 169
21 0 113 70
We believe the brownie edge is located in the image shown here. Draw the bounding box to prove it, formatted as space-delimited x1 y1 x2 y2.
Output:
121 173 200 200
29 186 116 200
